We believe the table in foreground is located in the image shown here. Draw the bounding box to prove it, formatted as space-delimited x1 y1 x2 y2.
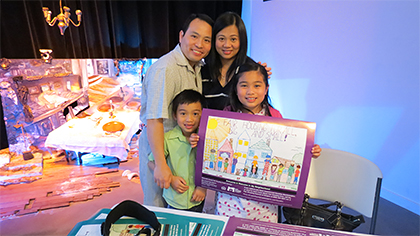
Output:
69 205 369 236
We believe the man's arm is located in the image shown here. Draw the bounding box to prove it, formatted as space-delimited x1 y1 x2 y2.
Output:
147 118 172 189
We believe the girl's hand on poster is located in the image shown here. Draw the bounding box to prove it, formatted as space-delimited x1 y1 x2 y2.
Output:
189 133 200 148
258 61 272 78
191 187 207 202
311 144 322 158
171 176 189 194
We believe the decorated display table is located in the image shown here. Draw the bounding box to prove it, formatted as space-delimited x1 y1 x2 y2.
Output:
45 109 140 161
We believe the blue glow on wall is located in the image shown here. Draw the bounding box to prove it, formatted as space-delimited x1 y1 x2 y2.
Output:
245 0 420 214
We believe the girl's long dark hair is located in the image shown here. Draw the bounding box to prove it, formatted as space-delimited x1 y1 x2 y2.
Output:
229 59 273 116
205 12 248 83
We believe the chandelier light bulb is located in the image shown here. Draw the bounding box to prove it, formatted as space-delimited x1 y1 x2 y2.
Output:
42 0 82 35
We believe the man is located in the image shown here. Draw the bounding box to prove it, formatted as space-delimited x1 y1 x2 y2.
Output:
139 14 213 207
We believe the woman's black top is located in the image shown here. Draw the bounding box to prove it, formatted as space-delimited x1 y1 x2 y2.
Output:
201 65 234 110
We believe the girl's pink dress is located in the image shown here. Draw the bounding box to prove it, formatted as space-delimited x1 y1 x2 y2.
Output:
215 106 283 222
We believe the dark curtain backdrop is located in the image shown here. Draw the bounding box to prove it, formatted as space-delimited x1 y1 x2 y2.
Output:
0 0 242 59
0 0 242 148
0 0 241 148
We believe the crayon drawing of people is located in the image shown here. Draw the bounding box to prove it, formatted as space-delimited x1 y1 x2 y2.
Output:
219 152 230 172
223 158 229 173
218 139 234 171
293 164 301 184
251 155 258 175
270 164 278 181
287 162 295 183
217 155 224 172
261 155 271 180
251 164 258 178
231 153 239 174
280 163 288 183
209 149 216 170
277 163 284 182
242 166 249 177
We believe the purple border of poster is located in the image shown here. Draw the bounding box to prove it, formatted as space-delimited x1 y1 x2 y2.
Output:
195 108 316 208
223 217 359 236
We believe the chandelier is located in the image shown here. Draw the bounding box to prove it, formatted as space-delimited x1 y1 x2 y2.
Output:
42 0 82 35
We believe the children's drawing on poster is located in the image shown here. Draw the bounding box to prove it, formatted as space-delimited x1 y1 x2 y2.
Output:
196 109 316 208
202 117 304 190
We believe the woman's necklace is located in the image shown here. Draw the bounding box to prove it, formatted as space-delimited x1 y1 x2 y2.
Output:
219 72 228 87
219 62 232 87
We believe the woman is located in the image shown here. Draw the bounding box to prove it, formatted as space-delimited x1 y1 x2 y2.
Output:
202 12 251 110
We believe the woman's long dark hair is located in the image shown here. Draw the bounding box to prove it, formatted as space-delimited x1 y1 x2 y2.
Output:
229 59 273 116
205 12 248 83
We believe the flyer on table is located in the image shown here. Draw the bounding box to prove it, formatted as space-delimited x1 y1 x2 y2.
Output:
195 109 316 208
223 217 364 236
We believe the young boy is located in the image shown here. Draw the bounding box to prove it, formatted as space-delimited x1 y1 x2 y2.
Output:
148 90 207 212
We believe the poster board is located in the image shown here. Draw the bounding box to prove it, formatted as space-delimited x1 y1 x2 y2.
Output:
195 109 316 208
223 217 366 236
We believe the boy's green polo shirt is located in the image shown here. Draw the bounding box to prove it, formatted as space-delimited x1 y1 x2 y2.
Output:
148 125 200 209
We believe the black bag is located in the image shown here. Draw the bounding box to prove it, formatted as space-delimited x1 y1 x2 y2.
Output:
101 200 161 236
283 194 365 232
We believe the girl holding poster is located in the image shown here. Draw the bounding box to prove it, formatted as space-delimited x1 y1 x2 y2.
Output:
215 59 282 222
191 60 322 222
